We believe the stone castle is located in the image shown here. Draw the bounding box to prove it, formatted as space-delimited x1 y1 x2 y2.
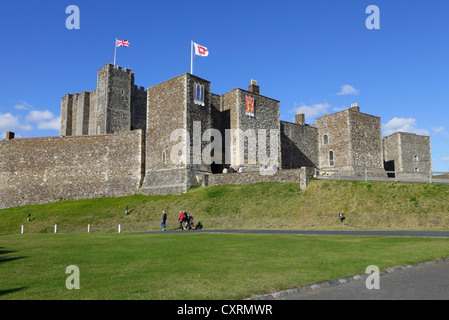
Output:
0 63 432 209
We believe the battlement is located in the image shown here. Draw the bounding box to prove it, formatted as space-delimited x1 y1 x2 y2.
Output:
60 63 146 136
114 64 133 75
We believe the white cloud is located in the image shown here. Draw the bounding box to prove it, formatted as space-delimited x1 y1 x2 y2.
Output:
14 101 33 110
26 110 60 131
383 117 429 136
333 106 347 112
442 157 449 162
0 113 32 134
291 103 330 122
1 104 61 139
432 126 449 138
432 126 445 133
337 84 360 95
26 110 55 122
37 116 61 130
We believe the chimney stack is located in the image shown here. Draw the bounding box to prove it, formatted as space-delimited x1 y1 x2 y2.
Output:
248 79 259 94
295 111 305 125
350 103 360 112
5 131 15 140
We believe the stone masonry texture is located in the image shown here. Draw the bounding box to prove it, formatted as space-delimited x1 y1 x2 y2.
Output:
0 64 433 208
0 130 144 209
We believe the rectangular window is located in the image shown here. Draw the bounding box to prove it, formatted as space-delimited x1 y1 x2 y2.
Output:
413 155 419 162
194 83 205 106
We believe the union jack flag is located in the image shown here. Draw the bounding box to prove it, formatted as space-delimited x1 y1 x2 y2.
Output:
116 39 130 47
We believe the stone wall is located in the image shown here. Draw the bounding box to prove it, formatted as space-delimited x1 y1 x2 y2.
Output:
60 94 72 136
314 106 385 175
383 132 432 178
131 85 148 131
105 65 133 133
228 88 281 169
0 130 144 209
210 93 228 170
280 121 318 169
74 91 90 135
315 109 352 170
197 167 315 190
186 74 213 187
348 108 384 171
88 88 98 134
142 73 189 195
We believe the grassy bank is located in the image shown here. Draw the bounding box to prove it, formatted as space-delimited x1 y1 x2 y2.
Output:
1 233 449 300
1 179 449 234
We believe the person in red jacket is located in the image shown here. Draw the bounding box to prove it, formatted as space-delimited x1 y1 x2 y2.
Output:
183 210 191 230
178 211 185 230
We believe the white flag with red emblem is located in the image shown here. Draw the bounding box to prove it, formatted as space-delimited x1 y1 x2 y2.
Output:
194 42 209 57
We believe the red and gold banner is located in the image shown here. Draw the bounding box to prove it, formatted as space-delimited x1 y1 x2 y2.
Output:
245 96 255 117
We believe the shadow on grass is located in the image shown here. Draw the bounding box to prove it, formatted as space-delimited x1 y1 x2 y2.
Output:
0 247 29 297
0 287 28 297
0 256 27 264
0 248 27 265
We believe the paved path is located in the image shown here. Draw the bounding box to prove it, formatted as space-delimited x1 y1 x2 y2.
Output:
274 260 449 300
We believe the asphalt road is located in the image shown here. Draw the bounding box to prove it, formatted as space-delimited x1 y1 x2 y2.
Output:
275 260 449 300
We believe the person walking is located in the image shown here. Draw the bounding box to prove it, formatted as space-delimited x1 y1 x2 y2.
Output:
161 210 167 231
178 211 185 230
183 210 191 230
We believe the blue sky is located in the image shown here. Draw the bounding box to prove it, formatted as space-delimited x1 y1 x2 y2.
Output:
0 0 448 171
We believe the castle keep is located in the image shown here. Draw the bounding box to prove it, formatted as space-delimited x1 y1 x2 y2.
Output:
0 64 432 209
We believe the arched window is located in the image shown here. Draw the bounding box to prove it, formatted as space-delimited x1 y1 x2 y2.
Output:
329 151 334 166
323 135 328 145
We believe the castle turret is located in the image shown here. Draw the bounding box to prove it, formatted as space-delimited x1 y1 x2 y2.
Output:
60 63 147 136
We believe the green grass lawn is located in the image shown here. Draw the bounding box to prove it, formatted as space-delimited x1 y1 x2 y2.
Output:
1 180 449 235
1 232 449 300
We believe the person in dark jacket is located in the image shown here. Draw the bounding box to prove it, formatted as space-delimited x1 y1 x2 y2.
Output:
183 210 191 230
161 210 167 231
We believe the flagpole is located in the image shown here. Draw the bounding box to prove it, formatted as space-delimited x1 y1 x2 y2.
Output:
114 38 117 67
191 40 193 74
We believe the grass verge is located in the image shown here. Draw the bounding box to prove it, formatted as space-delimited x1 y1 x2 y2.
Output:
1 180 449 234
1 233 449 300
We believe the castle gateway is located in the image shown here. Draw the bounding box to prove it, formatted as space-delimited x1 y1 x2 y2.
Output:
0 64 431 209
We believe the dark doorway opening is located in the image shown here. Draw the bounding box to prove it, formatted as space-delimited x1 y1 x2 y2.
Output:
384 160 395 178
